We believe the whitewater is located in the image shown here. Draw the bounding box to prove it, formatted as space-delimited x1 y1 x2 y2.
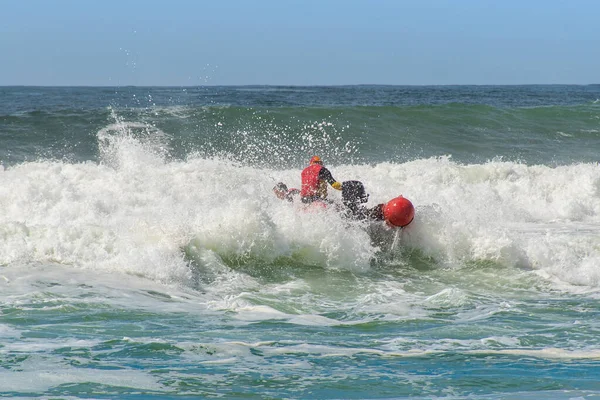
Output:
1 85 600 398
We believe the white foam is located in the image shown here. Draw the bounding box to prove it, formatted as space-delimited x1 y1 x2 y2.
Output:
468 347 600 360
0 363 163 392
0 324 21 339
2 338 100 353
2 130 600 292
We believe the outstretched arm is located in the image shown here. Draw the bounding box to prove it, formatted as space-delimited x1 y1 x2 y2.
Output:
319 167 342 190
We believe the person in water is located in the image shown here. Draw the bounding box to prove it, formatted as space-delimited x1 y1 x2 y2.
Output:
341 180 385 221
300 156 342 204
272 182 300 203
273 178 384 222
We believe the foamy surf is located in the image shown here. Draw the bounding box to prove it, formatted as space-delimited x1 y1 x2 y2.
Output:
2 85 600 398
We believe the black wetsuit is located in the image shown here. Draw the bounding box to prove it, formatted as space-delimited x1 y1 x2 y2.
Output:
317 167 337 186
341 180 385 221
343 203 385 221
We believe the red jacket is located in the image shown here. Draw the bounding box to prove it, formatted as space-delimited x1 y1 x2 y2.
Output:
301 164 324 198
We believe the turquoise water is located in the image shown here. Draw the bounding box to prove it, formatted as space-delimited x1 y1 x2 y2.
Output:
1 86 600 398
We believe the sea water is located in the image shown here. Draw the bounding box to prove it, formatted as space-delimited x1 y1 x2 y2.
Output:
1 85 600 398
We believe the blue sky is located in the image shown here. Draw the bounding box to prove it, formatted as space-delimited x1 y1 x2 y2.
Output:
1 0 598 86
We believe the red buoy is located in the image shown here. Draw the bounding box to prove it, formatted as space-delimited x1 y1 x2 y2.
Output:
383 195 415 227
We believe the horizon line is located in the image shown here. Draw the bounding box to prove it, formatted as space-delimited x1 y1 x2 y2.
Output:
2 83 599 88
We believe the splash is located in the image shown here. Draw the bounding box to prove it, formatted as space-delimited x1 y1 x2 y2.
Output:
1 122 600 290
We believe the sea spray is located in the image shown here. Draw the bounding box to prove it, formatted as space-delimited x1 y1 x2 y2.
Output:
2 86 600 398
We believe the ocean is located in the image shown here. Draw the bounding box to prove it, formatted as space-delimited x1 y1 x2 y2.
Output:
1 85 600 399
